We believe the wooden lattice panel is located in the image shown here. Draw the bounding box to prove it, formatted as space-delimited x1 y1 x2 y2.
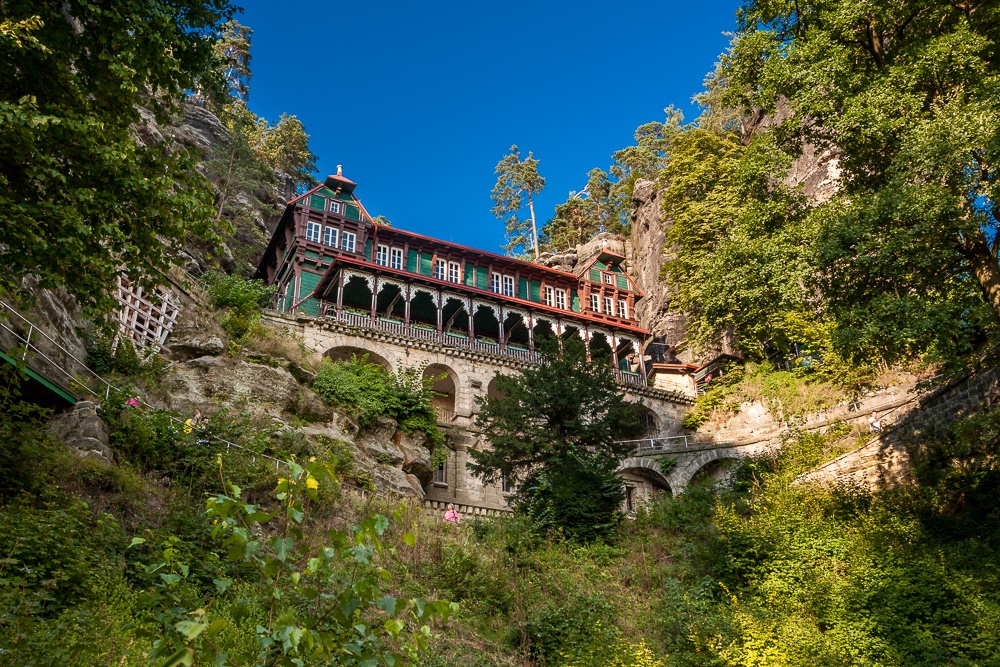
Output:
113 276 179 356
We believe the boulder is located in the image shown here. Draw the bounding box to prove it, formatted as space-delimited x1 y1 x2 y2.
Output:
397 429 433 485
49 400 114 465
166 356 305 416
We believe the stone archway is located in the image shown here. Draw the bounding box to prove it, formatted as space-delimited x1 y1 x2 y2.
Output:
672 449 744 492
423 363 459 422
325 345 394 371
618 456 674 507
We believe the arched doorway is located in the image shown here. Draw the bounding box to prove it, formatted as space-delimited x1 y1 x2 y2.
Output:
636 406 661 439
423 363 458 423
325 345 392 371
689 457 740 489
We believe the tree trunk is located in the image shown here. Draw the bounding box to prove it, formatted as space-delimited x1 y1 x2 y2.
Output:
961 230 1000 322
528 191 539 259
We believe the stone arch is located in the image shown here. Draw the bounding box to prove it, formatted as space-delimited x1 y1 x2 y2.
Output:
678 449 743 491
325 345 394 372
636 405 661 439
486 375 507 400
618 456 674 504
423 363 459 420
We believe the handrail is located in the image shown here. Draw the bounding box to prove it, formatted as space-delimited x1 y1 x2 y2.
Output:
0 299 288 469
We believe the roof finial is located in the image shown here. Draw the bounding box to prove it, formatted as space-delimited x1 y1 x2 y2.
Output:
337 164 343 176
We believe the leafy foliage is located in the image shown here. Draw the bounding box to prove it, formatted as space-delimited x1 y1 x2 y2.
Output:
206 272 275 343
0 1 236 315
312 356 445 448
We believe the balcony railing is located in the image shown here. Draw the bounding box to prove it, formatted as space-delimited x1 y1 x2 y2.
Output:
315 307 649 388
620 434 719 456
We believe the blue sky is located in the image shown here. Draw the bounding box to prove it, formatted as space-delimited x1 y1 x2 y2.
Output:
239 0 740 252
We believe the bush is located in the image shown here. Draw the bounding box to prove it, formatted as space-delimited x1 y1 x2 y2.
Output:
522 593 620 666
435 547 513 615
312 355 445 448
205 272 275 342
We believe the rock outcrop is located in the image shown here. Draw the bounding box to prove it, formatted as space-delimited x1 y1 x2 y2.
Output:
49 400 114 465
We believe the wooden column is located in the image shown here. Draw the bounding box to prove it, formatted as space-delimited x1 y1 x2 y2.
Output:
404 283 411 326
468 301 475 340
335 269 345 317
498 306 505 350
370 275 378 320
437 290 443 334
527 312 534 352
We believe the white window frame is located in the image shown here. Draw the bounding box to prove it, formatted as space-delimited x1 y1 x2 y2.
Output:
322 226 338 247
306 221 321 243
605 296 613 315
618 300 628 319
329 200 341 214
502 275 515 297
591 293 600 312
544 286 554 307
491 272 502 294
375 244 389 266
390 247 403 270
448 261 461 284
555 288 566 310
604 272 614 285
435 259 447 281
341 231 356 253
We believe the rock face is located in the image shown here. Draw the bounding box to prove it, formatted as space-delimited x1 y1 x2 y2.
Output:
49 400 114 465
166 356 317 417
629 179 688 357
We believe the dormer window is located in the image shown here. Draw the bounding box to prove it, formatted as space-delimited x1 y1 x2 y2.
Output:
604 272 614 285
329 200 341 214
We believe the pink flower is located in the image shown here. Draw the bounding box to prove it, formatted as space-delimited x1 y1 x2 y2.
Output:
126 396 140 408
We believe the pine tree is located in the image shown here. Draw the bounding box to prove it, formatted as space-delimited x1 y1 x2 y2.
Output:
491 145 546 258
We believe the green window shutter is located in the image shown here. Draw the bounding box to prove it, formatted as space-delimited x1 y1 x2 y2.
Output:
518 278 528 299
407 249 418 273
284 278 295 312
589 268 601 282
420 253 432 276
616 275 629 290
594 261 606 270
309 195 326 210
364 239 373 261
464 263 475 286
529 280 541 303
299 270 322 298
476 266 488 290
345 204 361 220
299 297 321 316
571 290 581 313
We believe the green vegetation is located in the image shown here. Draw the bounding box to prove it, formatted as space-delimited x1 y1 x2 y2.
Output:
206 272 276 343
0 2 234 314
312 356 446 449
469 345 643 541
491 145 547 258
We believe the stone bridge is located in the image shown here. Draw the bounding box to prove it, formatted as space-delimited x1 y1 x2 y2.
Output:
617 434 776 503
263 310 695 512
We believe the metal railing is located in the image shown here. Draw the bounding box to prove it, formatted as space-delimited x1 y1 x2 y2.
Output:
0 299 289 469
620 433 719 455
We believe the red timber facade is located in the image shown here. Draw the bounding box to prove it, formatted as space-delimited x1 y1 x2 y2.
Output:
256 170 652 386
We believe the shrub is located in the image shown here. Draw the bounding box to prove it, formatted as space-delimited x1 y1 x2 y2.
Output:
522 593 620 666
205 272 275 342
435 547 513 615
312 355 446 448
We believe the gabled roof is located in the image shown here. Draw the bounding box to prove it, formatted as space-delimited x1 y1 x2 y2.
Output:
575 252 644 298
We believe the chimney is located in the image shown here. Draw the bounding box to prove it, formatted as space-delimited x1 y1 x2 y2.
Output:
336 164 343 176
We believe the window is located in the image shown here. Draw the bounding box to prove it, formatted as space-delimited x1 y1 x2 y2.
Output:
322 227 338 247
390 247 403 270
501 472 513 494
434 459 447 485
491 272 502 294
329 200 341 214
341 231 356 253
448 261 461 283
555 288 566 310
618 300 628 319
604 272 614 285
591 293 600 312
544 286 554 306
502 275 515 297
375 244 389 266
306 221 321 243
605 296 613 315
435 259 447 280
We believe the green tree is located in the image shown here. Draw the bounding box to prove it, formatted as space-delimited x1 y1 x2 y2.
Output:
725 0 1000 363
468 346 643 540
541 197 596 252
0 1 235 315
211 20 253 105
257 113 319 196
491 145 546 258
